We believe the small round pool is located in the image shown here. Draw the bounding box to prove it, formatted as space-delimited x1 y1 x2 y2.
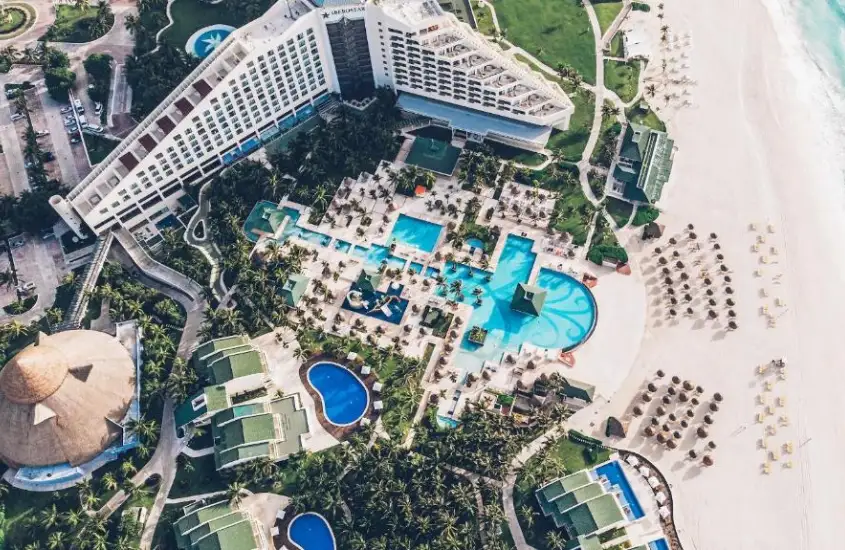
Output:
288 512 336 550
307 362 369 426
466 237 485 251
185 24 236 58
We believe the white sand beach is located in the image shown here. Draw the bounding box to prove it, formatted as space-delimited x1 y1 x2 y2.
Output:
570 0 845 548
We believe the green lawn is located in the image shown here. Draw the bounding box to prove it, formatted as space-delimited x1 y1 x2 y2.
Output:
170 455 227 498
626 103 666 131
593 1 623 37
608 30 624 58
0 6 26 34
44 5 113 43
161 0 273 49
493 0 597 84
604 59 642 103
547 86 596 162
589 103 621 167
474 2 496 36
548 176 594 246
605 197 633 227
84 132 119 165
513 437 611 550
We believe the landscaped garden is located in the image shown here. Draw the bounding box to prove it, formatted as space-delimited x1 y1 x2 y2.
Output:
83 132 119 165
43 3 114 43
605 59 642 103
514 163 593 246
0 3 35 39
546 85 596 162
605 196 634 227
627 102 667 131
590 105 623 169
632 204 660 226
587 212 628 265
474 1 497 36
593 0 624 37
513 435 610 549
493 0 597 84
160 0 274 49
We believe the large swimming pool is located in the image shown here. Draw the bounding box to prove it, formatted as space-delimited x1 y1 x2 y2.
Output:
307 362 369 426
648 539 670 550
288 512 336 550
594 460 645 520
389 214 443 252
442 235 597 377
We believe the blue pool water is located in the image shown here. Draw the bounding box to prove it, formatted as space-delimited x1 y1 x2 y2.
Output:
648 539 670 550
441 235 596 377
389 214 443 252
185 24 235 58
594 461 645 520
436 415 461 429
341 282 409 324
466 237 485 252
280 208 332 247
288 513 336 550
334 240 351 253
307 362 369 426
409 261 424 275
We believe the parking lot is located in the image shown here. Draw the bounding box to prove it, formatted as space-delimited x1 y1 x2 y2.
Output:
0 236 67 316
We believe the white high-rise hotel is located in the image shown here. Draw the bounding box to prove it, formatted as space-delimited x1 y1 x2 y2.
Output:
52 0 574 242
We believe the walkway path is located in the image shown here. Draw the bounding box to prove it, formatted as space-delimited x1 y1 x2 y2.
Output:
165 490 226 505
184 181 226 299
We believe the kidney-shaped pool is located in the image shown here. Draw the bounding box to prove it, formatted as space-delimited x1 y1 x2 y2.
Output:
307 362 370 426
288 512 336 550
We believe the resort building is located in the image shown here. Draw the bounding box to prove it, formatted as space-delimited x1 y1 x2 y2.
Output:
610 123 675 204
174 499 267 550
279 273 310 307
176 335 271 429
0 327 141 491
536 469 628 543
211 395 309 470
51 0 574 243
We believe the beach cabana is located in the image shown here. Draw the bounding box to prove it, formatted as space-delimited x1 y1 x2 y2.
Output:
510 283 547 316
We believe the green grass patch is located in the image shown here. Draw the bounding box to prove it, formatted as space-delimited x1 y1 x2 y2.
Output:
44 5 113 43
170 455 227 498
474 2 496 36
608 30 624 57
84 132 119 165
590 106 622 168
632 205 660 226
161 0 273 49
548 86 596 162
0 6 27 35
626 103 666 131
605 197 633 227
493 0 597 84
484 139 547 166
593 1 624 37
587 169 605 200
588 214 628 265
2 295 37 315
604 59 642 103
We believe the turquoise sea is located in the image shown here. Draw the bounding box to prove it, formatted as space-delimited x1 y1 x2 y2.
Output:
797 0 845 93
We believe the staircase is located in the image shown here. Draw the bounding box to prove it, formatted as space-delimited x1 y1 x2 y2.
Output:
58 233 113 331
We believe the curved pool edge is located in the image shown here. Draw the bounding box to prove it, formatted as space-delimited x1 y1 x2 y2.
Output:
535 267 600 353
306 361 371 427
287 512 337 550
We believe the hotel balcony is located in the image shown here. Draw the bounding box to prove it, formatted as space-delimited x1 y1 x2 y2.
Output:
501 83 532 98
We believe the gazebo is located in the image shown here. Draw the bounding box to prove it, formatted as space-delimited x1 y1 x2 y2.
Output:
510 283 547 316
356 267 382 293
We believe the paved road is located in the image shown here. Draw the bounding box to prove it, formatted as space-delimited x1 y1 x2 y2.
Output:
0 76 31 196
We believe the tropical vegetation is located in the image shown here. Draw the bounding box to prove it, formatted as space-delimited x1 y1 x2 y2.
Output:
43 1 114 43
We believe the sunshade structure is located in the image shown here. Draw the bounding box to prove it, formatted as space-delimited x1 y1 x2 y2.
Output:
0 331 135 468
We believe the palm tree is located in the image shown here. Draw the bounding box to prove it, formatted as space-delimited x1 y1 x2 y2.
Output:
226 481 246 505
646 83 657 97
74 0 91 10
545 529 566 549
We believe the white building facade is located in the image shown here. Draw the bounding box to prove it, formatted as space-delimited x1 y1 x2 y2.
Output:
54 0 574 242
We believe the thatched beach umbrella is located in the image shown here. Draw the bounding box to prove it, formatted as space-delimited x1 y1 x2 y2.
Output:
704 278 712 285
654 247 663 255
691 396 700 406
697 426 709 438
728 320 738 330
713 392 723 402
662 423 671 432
704 415 714 425
708 441 717 449
696 385 704 394
689 232 697 240
686 408 695 418
689 449 698 459
669 297 678 305
680 272 689 281
667 439 678 449
662 267 671 275
726 298 735 306
667 386 677 396
673 431 682 439
710 402 720 412
679 392 689 403
716 252 724 260
710 232 718 240
642 392 653 403
656 369 666 378
633 405 644 416
683 380 694 391
669 309 677 317
724 275 732 283
669 237 677 245
725 286 734 294
702 455 714 467
708 310 717 319
662 395 673 405
709 298 717 306
714 243 721 250
727 310 736 318
644 426 656 437
680 419 689 428
664 277 674 286
668 412 677 422
673 250 681 258
651 416 660 426
656 433 667 444
676 261 685 269
671 375 681 385
720 265 729 272
656 406 667 416
667 288 676 295
684 293 693 302
706 288 714 296
659 256 668 265
686 307 694 316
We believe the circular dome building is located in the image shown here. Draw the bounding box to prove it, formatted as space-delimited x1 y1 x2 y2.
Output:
0 330 136 469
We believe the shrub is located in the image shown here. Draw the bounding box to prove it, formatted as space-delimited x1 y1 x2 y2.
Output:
587 244 629 266
632 205 660 226
632 2 651 11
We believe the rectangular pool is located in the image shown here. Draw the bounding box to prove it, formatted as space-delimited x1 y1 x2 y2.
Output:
594 460 645 520
389 214 443 253
648 539 670 550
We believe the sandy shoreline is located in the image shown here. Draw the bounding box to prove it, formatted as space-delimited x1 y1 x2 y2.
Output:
570 0 845 548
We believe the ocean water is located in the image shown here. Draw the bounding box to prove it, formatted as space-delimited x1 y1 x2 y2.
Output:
797 0 845 88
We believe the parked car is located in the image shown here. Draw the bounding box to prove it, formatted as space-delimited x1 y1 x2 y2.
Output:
94 102 103 114
78 114 88 126
60 106 73 114
67 127 78 135
86 125 104 134
9 237 25 248
73 98 84 113
35 130 49 137
17 281 36 293
10 113 23 121
70 137 81 144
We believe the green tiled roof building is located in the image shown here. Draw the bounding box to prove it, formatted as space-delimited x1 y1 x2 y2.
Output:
173 500 262 550
613 123 674 204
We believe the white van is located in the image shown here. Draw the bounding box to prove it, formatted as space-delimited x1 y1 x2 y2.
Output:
78 114 88 127
74 98 84 113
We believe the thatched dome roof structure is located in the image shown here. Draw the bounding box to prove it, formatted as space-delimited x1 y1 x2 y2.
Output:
0 331 135 468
